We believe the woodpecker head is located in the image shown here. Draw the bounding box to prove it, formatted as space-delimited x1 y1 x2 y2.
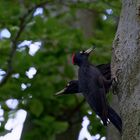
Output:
72 47 95 66
55 80 78 96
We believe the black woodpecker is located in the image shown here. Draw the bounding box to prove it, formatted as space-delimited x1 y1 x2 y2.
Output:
72 48 111 126
56 48 122 133
56 63 111 95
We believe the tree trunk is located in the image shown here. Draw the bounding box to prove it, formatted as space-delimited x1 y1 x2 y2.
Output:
112 0 140 139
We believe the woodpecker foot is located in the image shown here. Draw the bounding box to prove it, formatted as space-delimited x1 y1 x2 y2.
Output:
112 77 118 95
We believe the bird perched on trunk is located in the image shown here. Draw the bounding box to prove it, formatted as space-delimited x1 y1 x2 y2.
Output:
56 80 122 133
56 48 122 133
56 63 111 95
73 48 111 125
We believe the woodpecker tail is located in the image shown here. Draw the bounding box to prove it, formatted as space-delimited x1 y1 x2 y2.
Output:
102 117 108 126
107 106 122 133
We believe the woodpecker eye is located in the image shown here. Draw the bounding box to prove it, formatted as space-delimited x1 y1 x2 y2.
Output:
67 83 70 87
80 50 85 54
72 53 75 64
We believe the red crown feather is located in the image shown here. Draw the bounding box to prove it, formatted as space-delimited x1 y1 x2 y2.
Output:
72 53 75 64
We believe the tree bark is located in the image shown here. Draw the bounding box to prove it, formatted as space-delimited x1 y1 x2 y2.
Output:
112 0 140 139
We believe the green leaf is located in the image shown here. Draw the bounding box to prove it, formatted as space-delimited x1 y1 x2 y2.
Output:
29 99 43 117
54 121 68 134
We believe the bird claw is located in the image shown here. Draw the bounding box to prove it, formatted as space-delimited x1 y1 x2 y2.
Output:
113 77 118 83
112 77 118 95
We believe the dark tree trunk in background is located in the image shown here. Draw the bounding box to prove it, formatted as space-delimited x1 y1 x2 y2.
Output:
75 9 97 38
112 0 140 139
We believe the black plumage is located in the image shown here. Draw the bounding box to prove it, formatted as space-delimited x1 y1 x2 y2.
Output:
56 80 122 132
56 48 122 133
56 80 79 95
56 63 111 95
72 48 112 125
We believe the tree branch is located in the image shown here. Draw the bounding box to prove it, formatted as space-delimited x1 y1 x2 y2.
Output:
0 1 48 86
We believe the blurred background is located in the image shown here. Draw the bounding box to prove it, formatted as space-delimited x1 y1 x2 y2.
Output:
0 0 121 140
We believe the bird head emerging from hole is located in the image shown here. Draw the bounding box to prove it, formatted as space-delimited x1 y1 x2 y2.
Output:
55 80 79 96
72 47 95 66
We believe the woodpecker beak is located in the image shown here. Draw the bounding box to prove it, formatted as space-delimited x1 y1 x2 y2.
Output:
85 47 96 54
55 88 66 96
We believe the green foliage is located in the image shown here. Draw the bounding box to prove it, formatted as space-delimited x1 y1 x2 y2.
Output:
29 98 44 117
0 0 121 139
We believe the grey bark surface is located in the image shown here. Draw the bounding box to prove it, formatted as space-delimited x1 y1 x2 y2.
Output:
111 0 140 139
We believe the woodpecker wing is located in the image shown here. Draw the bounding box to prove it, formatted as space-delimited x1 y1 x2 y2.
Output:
86 90 108 125
89 76 108 125
96 63 111 80
78 65 108 125
55 63 111 95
